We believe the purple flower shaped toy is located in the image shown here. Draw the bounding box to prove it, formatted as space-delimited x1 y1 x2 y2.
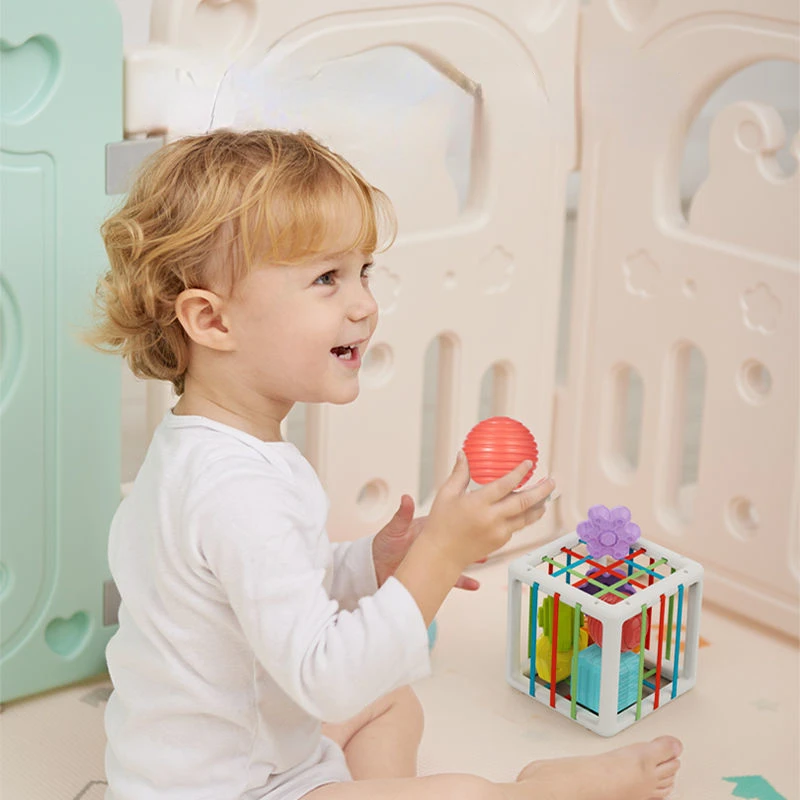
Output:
577 505 641 559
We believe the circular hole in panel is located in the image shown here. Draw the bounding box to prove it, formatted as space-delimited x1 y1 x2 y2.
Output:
356 480 390 521
360 343 393 389
726 496 761 541
738 359 772 404
683 279 697 299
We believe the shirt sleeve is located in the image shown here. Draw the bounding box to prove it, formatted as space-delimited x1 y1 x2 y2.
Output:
192 462 431 723
329 537 379 611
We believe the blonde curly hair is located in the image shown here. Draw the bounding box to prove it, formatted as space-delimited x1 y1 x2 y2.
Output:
89 129 396 394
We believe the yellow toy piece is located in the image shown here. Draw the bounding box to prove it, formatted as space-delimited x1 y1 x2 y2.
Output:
535 628 589 684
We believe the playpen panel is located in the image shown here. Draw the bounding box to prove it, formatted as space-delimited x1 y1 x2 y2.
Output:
556 0 799 636
0 0 123 701
1 153 53 660
124 0 579 543
129 0 577 143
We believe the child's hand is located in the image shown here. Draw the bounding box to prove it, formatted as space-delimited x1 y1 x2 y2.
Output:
424 451 554 571
372 495 480 591
394 452 555 626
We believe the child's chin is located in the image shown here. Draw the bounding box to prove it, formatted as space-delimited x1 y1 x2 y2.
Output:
321 381 360 405
332 387 360 404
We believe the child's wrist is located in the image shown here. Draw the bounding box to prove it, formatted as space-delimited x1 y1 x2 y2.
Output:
406 534 464 583
394 540 462 628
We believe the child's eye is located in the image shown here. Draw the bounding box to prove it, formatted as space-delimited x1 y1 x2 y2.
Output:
361 263 374 279
314 271 336 286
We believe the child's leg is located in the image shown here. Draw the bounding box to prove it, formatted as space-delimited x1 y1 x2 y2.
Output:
322 686 423 779
304 736 682 800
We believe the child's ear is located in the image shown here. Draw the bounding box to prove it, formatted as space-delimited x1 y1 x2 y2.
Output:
175 289 235 351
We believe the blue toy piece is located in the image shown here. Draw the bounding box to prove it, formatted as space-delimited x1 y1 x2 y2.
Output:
427 619 438 650
576 644 640 713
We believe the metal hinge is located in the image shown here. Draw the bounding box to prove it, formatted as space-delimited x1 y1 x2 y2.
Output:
105 136 165 195
103 579 122 626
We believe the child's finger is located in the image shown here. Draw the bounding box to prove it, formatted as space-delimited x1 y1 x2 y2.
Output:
507 501 549 532
440 450 471 496
494 477 555 519
455 574 480 591
523 477 555 503
479 459 534 503
495 495 551 541
382 494 415 538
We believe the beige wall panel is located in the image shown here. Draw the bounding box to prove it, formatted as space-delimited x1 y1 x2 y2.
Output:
557 0 799 636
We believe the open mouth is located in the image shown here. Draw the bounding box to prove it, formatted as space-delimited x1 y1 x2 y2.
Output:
330 344 359 362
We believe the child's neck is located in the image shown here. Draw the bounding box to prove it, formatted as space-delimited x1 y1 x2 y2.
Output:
173 380 286 443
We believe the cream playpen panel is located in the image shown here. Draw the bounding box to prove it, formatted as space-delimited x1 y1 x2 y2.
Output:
120 0 798 637
123 0 579 544
555 0 799 637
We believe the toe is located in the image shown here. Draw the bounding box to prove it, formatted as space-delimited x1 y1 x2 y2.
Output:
651 736 683 765
656 758 681 779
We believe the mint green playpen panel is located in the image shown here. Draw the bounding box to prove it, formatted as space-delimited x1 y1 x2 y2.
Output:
1 0 122 702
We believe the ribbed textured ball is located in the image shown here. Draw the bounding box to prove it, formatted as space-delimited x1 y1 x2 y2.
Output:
462 416 538 487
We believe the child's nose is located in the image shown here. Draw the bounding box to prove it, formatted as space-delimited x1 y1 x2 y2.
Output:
348 283 378 320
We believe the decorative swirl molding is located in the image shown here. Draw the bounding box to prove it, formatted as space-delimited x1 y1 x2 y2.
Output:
689 101 799 261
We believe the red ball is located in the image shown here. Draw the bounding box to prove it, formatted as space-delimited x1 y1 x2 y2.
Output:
462 416 538 487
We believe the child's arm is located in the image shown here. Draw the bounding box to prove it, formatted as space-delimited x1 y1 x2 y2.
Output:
328 537 379 611
394 452 555 627
196 467 431 723
328 493 483 609
368 495 478 590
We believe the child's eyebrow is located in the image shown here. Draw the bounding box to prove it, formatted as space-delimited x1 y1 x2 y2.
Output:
310 253 372 269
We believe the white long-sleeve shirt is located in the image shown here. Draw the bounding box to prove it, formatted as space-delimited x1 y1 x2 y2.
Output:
104 413 431 800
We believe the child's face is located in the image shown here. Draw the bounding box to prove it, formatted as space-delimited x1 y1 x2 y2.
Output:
223 241 379 411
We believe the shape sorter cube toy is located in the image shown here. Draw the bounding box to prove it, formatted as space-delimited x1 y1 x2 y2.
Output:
506 506 704 737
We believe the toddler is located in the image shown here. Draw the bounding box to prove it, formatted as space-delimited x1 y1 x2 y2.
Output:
91 129 681 800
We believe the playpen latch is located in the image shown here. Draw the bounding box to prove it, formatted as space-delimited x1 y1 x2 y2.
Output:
106 137 165 195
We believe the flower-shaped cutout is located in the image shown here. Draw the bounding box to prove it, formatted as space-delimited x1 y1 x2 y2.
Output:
623 250 660 298
577 505 641 559
481 245 515 295
369 265 401 315
741 282 780 335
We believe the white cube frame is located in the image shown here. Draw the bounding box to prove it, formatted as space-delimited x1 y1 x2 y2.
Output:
507 532 704 737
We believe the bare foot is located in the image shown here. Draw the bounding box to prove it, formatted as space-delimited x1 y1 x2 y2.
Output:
515 736 682 800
